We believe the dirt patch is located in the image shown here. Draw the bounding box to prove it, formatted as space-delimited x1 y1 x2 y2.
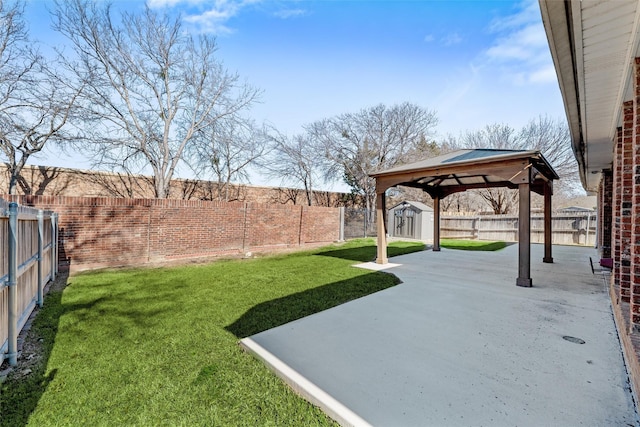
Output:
0 273 69 383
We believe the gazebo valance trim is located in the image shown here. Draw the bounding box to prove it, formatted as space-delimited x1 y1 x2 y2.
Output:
371 149 558 198
371 149 557 178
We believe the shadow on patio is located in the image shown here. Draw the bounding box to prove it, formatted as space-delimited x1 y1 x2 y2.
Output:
242 244 637 426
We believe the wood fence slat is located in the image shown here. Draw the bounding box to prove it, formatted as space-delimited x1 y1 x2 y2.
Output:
1 200 56 365
441 212 597 246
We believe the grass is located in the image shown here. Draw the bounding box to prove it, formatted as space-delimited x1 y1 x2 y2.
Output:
0 238 424 427
440 239 508 251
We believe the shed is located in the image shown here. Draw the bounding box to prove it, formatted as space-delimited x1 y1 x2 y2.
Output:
387 201 434 241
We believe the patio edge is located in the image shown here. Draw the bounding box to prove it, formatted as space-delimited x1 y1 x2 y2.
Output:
239 337 372 427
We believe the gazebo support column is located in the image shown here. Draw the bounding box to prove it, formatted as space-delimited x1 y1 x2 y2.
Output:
517 183 532 287
433 195 441 251
543 182 553 263
376 192 388 264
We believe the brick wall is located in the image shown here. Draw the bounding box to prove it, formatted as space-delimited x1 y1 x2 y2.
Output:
633 58 640 330
621 101 633 303
607 56 640 402
613 127 623 300
0 164 356 207
4 195 340 272
601 170 613 259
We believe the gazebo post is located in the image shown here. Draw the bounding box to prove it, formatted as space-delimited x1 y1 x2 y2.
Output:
517 183 532 287
543 181 554 263
376 191 388 264
433 195 441 251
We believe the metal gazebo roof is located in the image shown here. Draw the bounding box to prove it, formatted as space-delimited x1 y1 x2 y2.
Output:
371 149 559 197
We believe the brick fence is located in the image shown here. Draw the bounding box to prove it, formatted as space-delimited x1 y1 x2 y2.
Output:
4 195 340 272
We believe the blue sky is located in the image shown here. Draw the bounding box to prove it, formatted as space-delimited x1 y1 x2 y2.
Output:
23 0 566 186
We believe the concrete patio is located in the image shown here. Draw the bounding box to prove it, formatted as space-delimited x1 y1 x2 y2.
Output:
241 244 638 426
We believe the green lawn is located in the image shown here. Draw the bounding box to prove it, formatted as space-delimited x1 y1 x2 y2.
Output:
1 238 424 427
440 239 508 251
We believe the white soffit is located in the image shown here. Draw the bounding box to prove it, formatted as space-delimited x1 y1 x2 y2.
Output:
576 0 640 190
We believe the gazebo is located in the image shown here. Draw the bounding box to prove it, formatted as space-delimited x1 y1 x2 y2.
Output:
370 149 559 287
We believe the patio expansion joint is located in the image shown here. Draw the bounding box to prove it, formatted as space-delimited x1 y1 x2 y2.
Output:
239 337 372 427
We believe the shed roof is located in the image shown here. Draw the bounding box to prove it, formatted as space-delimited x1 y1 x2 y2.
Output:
371 149 558 197
389 200 433 212
557 206 595 212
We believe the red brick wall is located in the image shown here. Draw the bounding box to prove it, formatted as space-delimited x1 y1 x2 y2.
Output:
301 206 341 244
4 195 340 271
603 56 640 410
633 58 640 330
614 127 623 300
601 169 613 259
621 101 634 303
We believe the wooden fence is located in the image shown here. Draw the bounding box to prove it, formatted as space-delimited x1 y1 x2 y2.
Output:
441 212 596 246
1 199 58 366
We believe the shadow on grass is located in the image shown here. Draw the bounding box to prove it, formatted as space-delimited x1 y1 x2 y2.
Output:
227 271 400 338
1 272 70 427
440 240 515 251
0 271 172 427
316 241 426 263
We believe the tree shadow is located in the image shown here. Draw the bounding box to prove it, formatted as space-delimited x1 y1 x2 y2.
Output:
226 271 400 338
315 242 426 263
440 241 516 251
14 166 67 196
1 272 71 426
0 271 172 427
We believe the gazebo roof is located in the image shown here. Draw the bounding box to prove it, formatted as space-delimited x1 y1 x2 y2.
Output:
371 149 559 197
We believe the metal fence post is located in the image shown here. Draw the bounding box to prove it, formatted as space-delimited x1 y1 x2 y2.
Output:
51 213 57 280
7 202 18 366
363 209 367 238
473 217 480 240
339 207 345 241
37 210 44 308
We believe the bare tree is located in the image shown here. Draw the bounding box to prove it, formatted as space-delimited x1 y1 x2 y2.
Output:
453 124 521 214
459 123 520 150
189 117 271 201
266 133 326 206
518 115 579 195
0 0 82 195
476 188 518 214
53 1 261 198
309 102 438 225
451 117 578 214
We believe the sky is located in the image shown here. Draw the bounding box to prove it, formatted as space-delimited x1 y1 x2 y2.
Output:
22 0 567 189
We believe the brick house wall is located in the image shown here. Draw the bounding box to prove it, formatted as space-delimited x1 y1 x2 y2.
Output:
4 195 341 272
600 169 612 259
621 101 634 303
602 56 640 402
